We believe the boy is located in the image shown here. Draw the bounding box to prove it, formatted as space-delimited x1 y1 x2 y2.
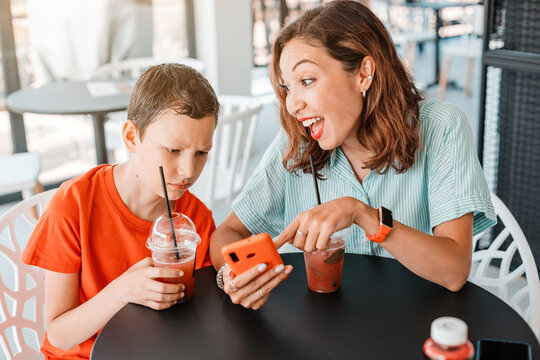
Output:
21 64 220 359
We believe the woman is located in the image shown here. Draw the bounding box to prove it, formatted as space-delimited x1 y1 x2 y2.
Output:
210 0 495 310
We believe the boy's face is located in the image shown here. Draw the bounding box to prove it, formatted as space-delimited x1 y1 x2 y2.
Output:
132 108 215 201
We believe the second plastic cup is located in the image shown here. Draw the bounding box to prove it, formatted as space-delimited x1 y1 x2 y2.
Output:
146 213 200 302
303 228 348 293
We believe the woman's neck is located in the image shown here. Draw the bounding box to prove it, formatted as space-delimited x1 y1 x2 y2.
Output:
340 139 372 183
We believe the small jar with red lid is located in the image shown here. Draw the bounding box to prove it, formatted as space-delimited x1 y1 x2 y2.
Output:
423 317 475 360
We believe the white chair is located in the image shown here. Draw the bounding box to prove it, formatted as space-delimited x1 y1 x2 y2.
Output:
0 188 57 359
0 153 42 200
189 96 264 212
469 192 540 339
438 5 484 99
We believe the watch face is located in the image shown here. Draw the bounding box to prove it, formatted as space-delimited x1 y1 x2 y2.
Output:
380 207 393 228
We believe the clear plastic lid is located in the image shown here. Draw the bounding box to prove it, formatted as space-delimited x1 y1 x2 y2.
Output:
146 212 200 251
324 228 349 251
305 228 349 254
430 317 468 347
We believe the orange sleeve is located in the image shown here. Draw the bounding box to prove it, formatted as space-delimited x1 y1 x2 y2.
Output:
21 185 82 273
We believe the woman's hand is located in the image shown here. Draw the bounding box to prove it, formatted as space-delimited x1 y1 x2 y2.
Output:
110 257 186 310
223 262 293 310
275 197 363 252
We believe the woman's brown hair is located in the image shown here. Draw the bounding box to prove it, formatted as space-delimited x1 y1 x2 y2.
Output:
270 0 423 176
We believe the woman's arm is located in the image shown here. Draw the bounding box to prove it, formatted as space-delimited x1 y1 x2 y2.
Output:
45 257 185 350
209 211 252 270
357 201 474 292
275 197 473 292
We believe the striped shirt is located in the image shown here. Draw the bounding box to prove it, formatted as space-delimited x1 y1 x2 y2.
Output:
232 99 496 258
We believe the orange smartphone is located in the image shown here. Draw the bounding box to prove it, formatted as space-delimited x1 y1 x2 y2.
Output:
221 233 283 276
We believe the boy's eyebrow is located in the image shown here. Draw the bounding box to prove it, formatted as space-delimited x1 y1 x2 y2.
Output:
165 140 213 151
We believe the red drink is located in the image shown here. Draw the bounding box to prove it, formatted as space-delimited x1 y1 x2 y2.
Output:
304 237 345 293
153 248 196 302
146 217 200 304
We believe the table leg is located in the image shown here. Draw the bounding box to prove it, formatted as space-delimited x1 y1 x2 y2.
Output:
433 8 442 85
92 113 108 164
428 7 464 92
425 8 443 89
279 0 288 27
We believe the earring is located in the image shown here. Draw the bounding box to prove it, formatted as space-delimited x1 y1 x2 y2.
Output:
363 75 372 98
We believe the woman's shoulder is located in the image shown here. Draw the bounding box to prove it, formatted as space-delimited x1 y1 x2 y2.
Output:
269 129 289 152
416 99 477 161
258 130 290 166
419 98 468 130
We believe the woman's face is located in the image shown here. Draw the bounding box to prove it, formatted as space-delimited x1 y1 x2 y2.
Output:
279 39 364 150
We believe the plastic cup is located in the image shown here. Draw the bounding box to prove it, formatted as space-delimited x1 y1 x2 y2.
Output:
303 228 348 293
146 213 200 302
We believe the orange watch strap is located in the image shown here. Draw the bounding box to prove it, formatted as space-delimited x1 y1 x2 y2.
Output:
366 224 392 243
366 206 393 243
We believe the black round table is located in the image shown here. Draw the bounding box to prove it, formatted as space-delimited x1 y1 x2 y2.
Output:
6 81 132 164
91 253 540 359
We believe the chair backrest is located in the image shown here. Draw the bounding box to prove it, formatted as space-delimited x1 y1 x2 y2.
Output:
469 192 540 339
91 57 205 80
0 189 57 359
189 96 264 210
0 153 41 199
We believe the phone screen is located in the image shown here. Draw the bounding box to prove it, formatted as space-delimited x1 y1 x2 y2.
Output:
476 338 531 360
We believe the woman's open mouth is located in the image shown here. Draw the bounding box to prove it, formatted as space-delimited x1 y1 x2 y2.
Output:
310 119 324 140
299 116 324 140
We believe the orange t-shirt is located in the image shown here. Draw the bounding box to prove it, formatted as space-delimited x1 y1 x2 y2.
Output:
21 164 215 360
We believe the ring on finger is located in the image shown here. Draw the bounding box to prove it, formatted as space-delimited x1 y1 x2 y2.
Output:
229 282 238 292
257 288 264 298
296 229 306 237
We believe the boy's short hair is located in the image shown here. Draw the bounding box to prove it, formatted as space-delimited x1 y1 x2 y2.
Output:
127 63 220 139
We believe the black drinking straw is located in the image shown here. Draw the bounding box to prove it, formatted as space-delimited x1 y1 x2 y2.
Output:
159 166 180 259
309 155 322 205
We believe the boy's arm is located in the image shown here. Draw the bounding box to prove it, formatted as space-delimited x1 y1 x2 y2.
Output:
45 258 184 351
44 271 123 350
209 211 252 270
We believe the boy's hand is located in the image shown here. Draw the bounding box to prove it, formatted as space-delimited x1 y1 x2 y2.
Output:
111 257 185 310
223 262 293 310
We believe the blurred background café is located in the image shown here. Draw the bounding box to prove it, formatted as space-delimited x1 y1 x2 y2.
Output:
1 0 539 327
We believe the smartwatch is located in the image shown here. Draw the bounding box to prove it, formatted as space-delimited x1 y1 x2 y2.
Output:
366 206 393 243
